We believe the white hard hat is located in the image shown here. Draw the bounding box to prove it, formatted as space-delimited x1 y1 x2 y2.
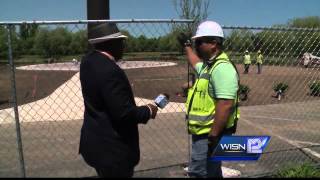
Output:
192 21 224 39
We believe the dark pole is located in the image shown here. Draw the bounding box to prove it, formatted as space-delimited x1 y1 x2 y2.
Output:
7 25 26 178
87 0 110 49
87 0 110 29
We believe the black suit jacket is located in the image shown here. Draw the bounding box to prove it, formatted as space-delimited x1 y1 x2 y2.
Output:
79 51 151 169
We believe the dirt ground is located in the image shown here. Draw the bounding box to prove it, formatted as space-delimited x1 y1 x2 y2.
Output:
0 65 76 109
1 61 320 177
1 62 320 110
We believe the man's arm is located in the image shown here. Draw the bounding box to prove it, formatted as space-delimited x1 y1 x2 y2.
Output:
185 46 200 68
101 69 157 124
208 62 238 138
207 99 234 156
208 99 234 137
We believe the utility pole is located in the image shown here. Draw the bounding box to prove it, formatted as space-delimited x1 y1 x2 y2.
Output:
87 0 110 49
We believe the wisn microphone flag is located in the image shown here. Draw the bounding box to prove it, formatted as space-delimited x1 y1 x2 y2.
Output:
210 136 271 161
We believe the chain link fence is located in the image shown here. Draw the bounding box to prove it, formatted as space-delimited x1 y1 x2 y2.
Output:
222 26 320 177
0 20 319 177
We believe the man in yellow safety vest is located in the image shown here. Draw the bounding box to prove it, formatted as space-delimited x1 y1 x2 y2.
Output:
243 50 251 74
256 50 263 74
184 21 240 178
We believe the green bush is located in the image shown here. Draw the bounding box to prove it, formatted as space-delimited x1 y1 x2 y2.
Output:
273 82 289 93
239 84 250 101
274 163 320 178
309 81 320 96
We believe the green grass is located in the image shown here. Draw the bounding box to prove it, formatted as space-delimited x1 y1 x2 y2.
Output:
273 163 320 178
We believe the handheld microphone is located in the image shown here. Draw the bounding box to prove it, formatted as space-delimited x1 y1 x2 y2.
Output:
154 93 170 109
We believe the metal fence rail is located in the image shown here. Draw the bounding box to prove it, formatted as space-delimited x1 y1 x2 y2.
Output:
0 19 319 177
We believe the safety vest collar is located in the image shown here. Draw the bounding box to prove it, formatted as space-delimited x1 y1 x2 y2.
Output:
215 52 229 61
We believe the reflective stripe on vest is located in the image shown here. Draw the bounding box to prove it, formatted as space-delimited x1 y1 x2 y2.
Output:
188 114 214 121
186 52 240 135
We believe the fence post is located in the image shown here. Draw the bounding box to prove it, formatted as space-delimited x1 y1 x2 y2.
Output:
6 24 26 178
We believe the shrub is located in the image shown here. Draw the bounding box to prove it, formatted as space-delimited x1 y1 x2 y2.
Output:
273 82 289 93
309 81 320 96
239 84 250 101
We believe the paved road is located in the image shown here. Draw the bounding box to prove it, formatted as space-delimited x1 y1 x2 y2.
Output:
1 101 319 177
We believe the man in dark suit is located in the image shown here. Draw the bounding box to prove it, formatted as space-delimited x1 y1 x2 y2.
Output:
79 23 158 178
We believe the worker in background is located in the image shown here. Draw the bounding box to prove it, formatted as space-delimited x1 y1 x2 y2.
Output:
256 50 263 74
243 50 251 74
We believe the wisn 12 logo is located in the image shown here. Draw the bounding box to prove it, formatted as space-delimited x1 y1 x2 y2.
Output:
209 136 271 161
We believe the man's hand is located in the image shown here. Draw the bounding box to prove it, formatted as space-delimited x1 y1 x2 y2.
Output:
185 45 200 68
177 32 192 47
207 135 220 157
184 40 192 47
210 99 234 137
147 104 158 119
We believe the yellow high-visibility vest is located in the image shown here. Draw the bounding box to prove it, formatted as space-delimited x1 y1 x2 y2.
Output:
257 54 263 64
185 53 240 135
244 54 251 64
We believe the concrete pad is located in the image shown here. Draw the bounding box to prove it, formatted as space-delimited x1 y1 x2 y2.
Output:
16 61 177 71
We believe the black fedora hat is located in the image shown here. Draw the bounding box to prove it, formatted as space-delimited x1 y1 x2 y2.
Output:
88 23 127 44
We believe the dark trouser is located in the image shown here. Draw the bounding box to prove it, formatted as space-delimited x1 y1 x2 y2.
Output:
257 63 262 74
244 64 250 74
188 134 222 178
95 165 134 178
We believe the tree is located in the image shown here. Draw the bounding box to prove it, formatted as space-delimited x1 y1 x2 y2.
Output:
225 29 255 53
0 26 19 59
47 27 72 60
69 30 87 54
289 16 320 56
173 0 211 27
136 35 148 52
288 16 320 28
173 0 211 53
33 28 50 57
260 16 320 58
158 32 180 52
0 26 8 59
19 24 39 54
34 27 73 60
148 37 160 52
